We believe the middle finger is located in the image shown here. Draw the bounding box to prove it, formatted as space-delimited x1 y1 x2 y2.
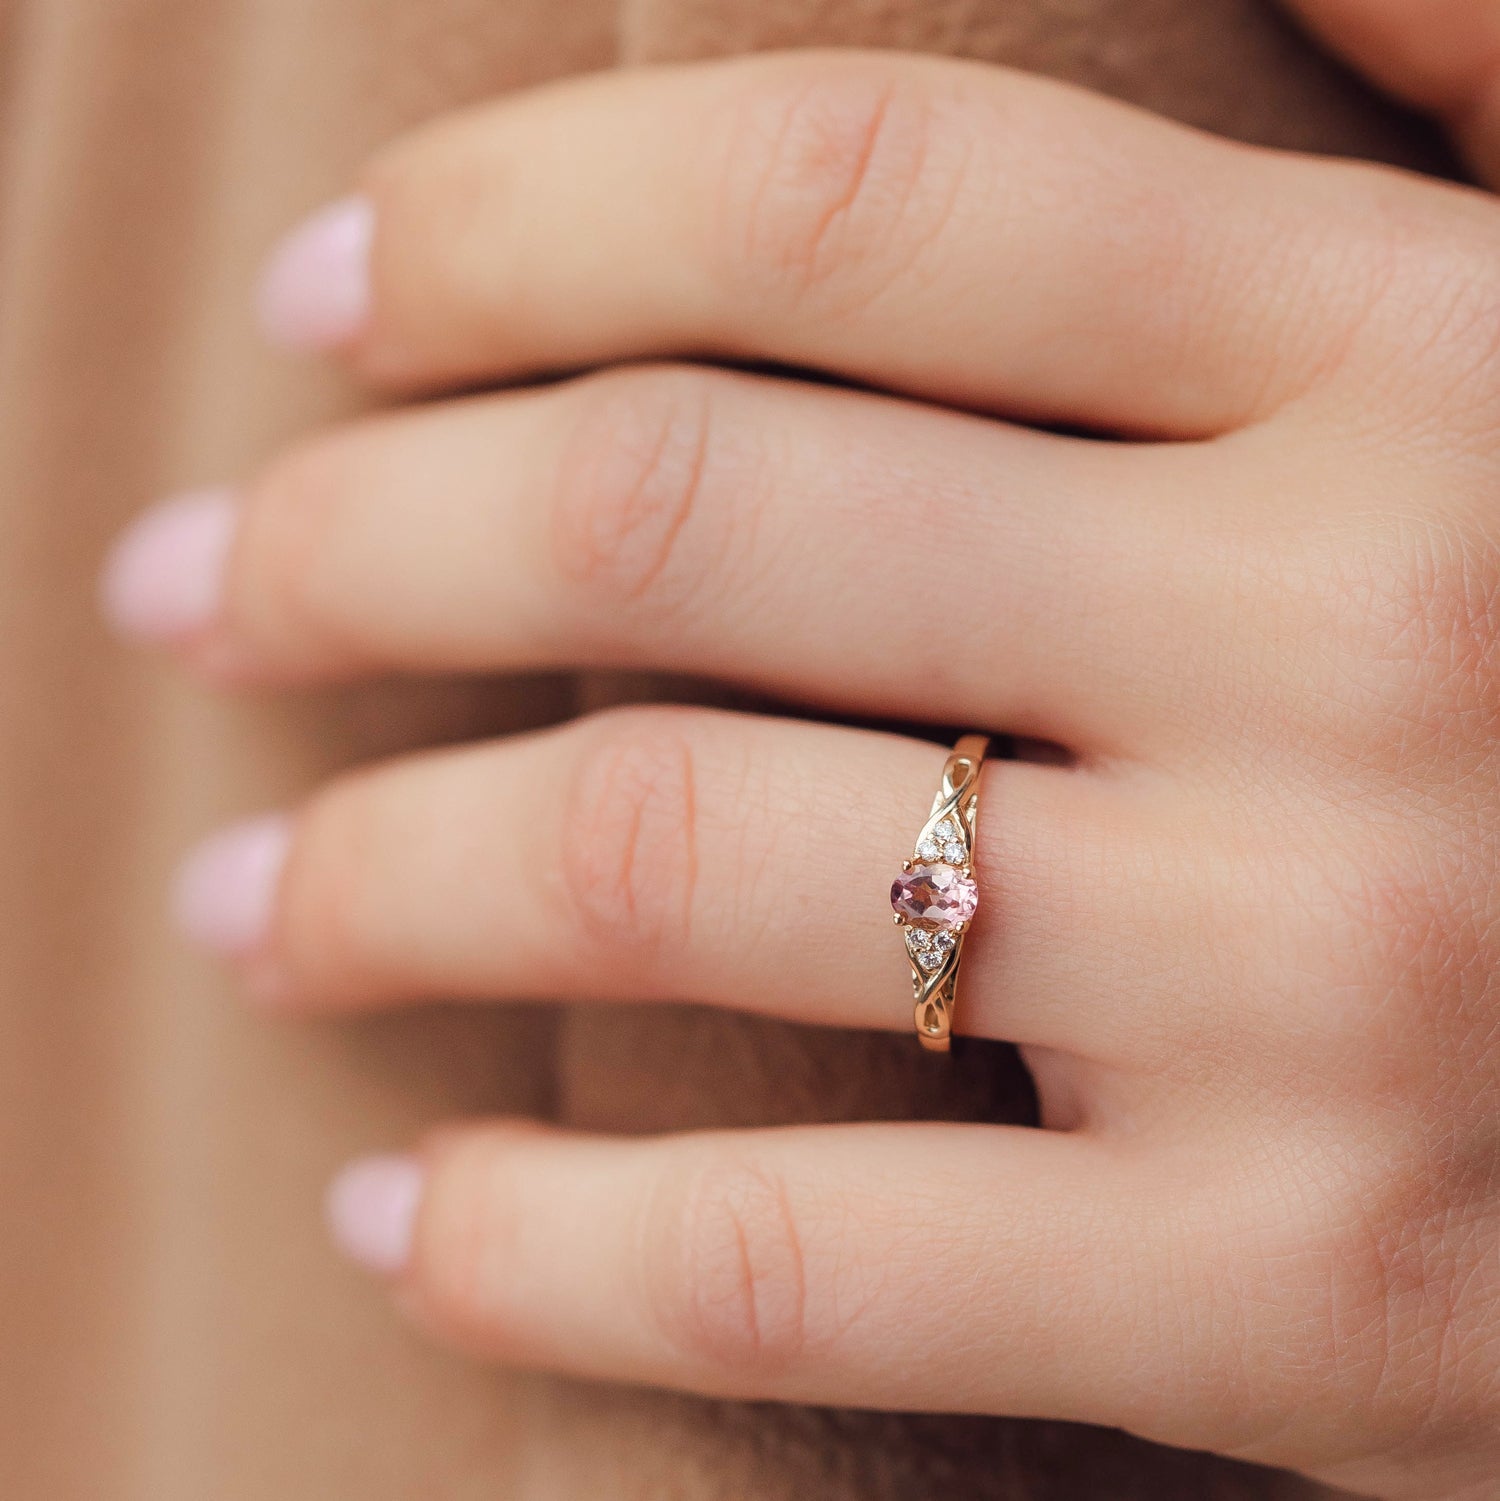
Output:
134 365 1232 758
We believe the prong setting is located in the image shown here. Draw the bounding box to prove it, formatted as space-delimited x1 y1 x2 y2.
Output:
892 736 989 1052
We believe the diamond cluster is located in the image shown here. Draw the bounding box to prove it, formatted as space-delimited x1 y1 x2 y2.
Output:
906 926 957 971
917 818 967 864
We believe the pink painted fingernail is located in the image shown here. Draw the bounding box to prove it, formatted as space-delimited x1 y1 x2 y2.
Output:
100 487 237 643
172 814 292 957
256 195 374 351
326 1155 424 1275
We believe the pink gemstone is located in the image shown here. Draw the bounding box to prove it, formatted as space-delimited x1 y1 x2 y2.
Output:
891 862 978 930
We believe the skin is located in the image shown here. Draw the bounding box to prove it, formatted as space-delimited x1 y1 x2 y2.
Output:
105 3 1500 1497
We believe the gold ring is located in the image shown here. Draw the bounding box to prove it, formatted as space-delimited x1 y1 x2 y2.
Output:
890 735 989 1052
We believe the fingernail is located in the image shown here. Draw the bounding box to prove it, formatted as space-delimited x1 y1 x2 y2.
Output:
326 1155 424 1275
100 487 237 643
172 814 292 957
257 195 374 351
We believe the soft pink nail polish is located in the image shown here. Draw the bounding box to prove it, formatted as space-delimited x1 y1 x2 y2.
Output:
172 814 292 958
100 487 237 643
256 195 374 351
326 1155 424 1275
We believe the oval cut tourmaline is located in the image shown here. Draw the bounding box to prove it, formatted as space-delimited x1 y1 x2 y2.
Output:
891 862 978 930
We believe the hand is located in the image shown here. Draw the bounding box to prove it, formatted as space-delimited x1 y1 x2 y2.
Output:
103 26 1500 1501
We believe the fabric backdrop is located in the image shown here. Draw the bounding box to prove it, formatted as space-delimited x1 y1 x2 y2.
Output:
0 1 1448 1496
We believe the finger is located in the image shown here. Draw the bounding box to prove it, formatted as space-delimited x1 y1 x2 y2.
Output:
111 366 1232 755
1283 0 1500 182
329 1120 1198 1443
176 707 1238 1078
264 50 1462 436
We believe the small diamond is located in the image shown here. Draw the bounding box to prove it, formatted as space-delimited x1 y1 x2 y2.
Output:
942 840 965 863
916 837 940 861
934 819 959 842
916 947 944 971
932 930 956 953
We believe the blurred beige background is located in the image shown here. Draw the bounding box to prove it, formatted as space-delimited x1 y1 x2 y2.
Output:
0 1 1448 1496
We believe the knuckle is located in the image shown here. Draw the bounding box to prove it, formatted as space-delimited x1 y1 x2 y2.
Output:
642 1154 808 1378
1330 191 1500 438
1285 510 1500 774
1323 837 1489 1026
702 65 957 317
1372 516 1500 712
1268 826 1494 1089
1286 1155 1500 1444
1200 1149 1497 1458
551 369 722 623
559 710 702 970
241 431 374 668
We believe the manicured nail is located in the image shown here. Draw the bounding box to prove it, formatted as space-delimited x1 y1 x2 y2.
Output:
256 195 374 351
171 814 291 958
326 1155 424 1275
100 487 237 643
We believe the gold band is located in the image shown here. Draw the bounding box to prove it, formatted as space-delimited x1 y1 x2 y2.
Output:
890 735 989 1052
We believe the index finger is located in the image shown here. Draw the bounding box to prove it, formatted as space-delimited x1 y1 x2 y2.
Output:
260 49 1463 437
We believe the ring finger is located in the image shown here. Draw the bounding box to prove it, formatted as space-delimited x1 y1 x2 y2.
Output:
176 705 1246 1088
